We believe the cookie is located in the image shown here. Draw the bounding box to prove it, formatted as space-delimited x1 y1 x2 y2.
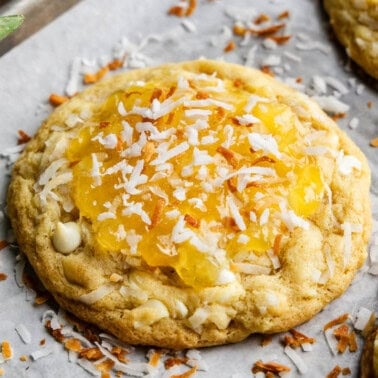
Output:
323 0 378 79
360 326 378 377
7 60 371 348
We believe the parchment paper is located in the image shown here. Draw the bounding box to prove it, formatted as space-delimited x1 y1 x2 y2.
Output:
0 0 377 377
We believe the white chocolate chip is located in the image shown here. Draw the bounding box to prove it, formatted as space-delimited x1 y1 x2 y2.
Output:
52 222 81 254
174 300 189 318
132 299 169 328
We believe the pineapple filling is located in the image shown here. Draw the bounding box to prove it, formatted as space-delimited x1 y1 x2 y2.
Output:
66 72 324 289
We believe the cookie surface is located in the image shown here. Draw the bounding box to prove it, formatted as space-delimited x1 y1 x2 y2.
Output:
7 60 371 348
323 0 378 78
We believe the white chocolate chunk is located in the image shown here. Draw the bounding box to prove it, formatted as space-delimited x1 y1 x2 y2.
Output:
52 222 81 254
132 299 169 328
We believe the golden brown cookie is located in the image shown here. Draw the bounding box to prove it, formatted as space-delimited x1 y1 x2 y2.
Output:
7 60 371 348
360 326 378 377
323 0 378 79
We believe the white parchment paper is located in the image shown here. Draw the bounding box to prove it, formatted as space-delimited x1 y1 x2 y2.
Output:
0 0 377 377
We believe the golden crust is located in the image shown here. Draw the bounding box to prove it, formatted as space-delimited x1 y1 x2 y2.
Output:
324 0 378 78
7 60 371 349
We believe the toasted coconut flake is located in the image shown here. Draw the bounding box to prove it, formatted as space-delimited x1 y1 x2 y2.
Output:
170 366 197 378
49 93 70 107
348 330 357 352
261 335 273 347
184 214 199 228
95 358 115 373
17 129 31 145
216 146 238 168
283 329 315 349
326 365 342 378
111 346 128 363
254 13 270 24
148 349 162 367
65 338 83 352
150 198 166 229
324 313 349 331
333 324 350 353
1 341 12 360
164 356 189 369
252 360 291 374
34 293 51 305
84 66 109 84
278 10 290 19
270 35 291 44
370 137 378 147
251 23 285 36
79 347 104 361
224 40 236 53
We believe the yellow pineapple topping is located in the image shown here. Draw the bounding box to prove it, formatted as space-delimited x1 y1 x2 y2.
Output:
66 71 324 289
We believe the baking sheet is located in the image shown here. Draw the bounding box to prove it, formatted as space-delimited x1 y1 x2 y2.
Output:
0 0 377 377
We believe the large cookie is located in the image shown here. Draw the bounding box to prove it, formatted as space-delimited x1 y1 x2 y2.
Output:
7 60 371 349
323 0 378 79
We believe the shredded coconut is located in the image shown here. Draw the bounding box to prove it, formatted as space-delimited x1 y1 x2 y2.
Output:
248 132 281 158
312 95 350 114
78 285 114 305
226 195 246 231
15 324 32 344
284 345 308 374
